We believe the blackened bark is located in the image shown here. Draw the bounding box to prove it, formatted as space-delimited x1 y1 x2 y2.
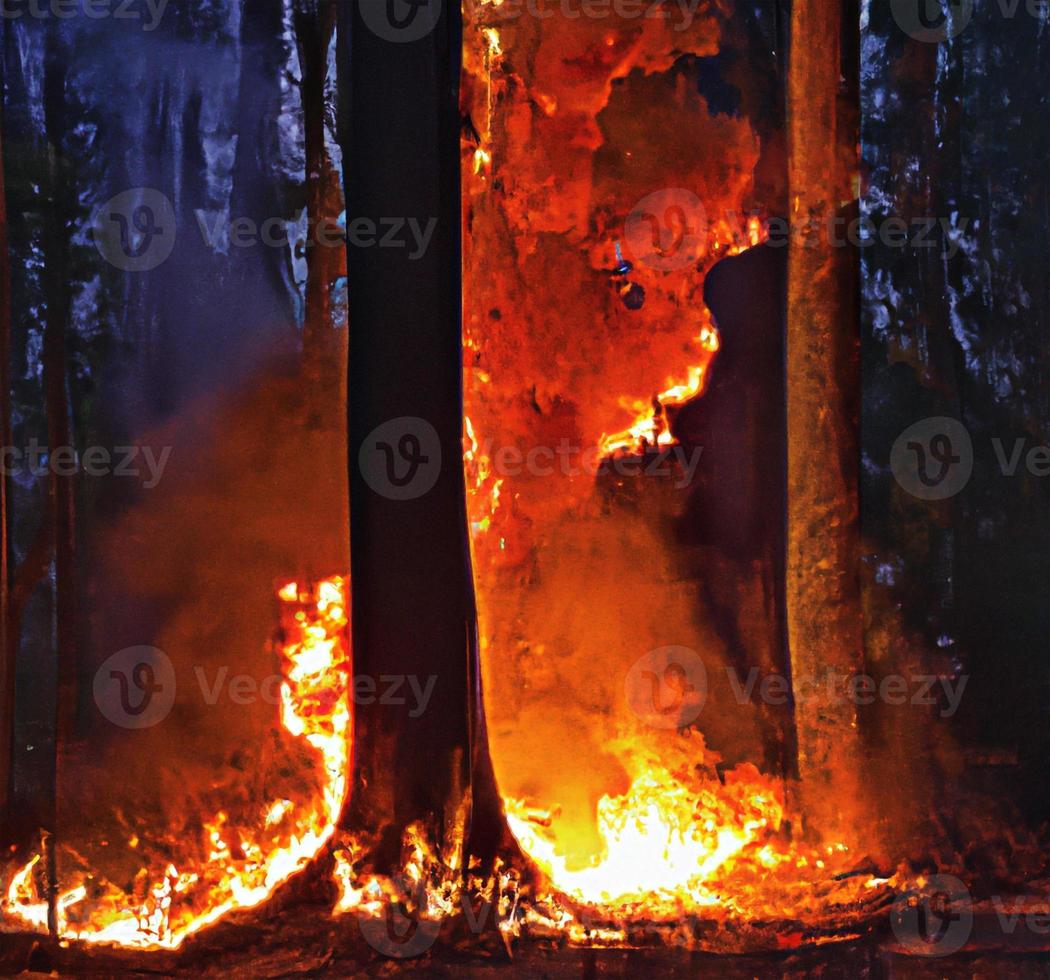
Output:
336 0 504 872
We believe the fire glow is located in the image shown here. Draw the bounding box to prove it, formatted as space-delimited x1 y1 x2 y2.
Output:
1 577 351 949
457 8 885 941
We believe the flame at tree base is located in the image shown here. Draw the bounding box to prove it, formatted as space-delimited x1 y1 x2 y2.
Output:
1 577 351 950
502 741 894 946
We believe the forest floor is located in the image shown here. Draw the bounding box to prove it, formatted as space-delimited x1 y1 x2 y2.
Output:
2 898 1050 978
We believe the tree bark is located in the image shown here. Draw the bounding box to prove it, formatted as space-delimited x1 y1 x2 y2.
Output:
42 20 76 934
786 0 864 837
335 0 504 873
0 82 13 824
293 0 340 361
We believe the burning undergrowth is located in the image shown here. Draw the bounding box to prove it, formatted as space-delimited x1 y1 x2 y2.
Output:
1 359 351 948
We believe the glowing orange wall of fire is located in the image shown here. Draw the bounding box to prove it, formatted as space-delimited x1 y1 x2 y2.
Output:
459 8 808 917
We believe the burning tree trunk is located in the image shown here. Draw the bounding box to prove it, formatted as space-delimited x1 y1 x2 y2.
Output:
335 0 503 872
786 0 864 836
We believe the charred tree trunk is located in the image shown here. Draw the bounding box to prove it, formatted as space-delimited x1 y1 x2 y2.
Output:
786 0 864 836
293 0 340 361
335 0 504 872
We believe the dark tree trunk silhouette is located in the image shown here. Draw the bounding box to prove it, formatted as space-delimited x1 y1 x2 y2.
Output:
335 0 505 876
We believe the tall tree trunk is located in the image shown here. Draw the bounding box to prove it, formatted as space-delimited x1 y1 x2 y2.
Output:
42 20 76 934
293 0 340 361
786 0 864 838
231 0 296 333
335 0 504 874
0 86 13 825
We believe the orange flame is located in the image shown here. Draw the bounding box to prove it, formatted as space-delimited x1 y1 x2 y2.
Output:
2 577 351 949
597 317 721 457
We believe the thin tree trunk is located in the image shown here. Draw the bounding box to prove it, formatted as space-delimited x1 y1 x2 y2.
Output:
786 0 864 837
231 0 295 331
0 94 13 824
42 20 76 934
293 0 339 361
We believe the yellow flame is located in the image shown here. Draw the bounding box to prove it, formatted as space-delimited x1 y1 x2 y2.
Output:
597 317 721 457
504 757 790 915
2 577 351 949
464 415 503 535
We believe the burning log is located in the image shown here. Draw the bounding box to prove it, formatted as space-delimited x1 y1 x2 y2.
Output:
786 0 864 836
